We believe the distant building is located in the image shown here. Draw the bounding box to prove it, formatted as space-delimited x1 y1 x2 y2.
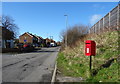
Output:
19 32 44 47
32 34 44 44
19 32 34 44
19 32 57 47
56 41 61 46
44 38 56 47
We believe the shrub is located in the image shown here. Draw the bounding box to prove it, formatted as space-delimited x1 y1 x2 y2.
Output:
60 24 90 48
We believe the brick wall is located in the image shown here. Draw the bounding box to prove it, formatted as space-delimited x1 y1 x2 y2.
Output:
19 33 33 44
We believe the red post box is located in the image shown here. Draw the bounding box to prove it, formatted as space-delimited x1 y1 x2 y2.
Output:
85 40 96 56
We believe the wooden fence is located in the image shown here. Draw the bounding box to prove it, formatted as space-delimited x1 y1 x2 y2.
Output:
89 4 120 34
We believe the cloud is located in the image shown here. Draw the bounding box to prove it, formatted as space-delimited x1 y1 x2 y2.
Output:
90 14 102 25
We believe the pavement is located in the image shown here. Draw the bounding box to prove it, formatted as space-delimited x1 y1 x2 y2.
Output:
2 47 60 82
56 76 84 82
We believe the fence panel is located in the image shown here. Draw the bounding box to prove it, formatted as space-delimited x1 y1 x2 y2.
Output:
89 4 120 34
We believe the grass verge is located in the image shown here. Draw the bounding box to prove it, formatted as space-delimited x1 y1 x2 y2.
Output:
57 30 120 82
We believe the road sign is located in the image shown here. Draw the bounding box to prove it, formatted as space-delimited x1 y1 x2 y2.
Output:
24 40 27 42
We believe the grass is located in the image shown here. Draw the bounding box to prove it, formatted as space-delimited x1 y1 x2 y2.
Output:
86 62 119 82
57 52 90 77
57 30 120 82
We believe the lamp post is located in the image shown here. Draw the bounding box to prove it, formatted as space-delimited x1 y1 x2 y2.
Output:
64 14 68 48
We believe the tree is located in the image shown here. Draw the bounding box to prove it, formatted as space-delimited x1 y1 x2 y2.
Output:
2 27 14 40
0 15 19 40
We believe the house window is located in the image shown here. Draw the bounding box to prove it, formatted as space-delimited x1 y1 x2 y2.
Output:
24 37 27 39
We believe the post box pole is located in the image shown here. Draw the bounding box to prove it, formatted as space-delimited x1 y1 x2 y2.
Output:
90 56 92 70
90 56 92 75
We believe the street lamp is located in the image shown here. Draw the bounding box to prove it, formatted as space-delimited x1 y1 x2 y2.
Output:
64 14 68 48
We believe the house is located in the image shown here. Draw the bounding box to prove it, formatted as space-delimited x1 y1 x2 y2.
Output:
56 41 61 46
32 35 44 44
43 38 50 47
44 38 56 47
19 32 57 47
19 32 35 44
19 32 44 47
0 26 15 48
37 36 44 46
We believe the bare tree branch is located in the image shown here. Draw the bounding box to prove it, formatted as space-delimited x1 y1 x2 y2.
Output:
1 15 19 40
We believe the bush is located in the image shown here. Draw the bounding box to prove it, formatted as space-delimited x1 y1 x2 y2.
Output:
60 24 89 48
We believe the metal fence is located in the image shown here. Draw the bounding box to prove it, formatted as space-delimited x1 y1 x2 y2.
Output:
89 4 120 34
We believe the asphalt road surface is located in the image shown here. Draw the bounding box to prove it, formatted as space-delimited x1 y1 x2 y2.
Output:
2 47 60 82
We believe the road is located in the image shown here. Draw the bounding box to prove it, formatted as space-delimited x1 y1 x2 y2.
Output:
2 47 60 82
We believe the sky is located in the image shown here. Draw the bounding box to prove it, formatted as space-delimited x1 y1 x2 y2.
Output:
2 0 120 2
2 2 118 41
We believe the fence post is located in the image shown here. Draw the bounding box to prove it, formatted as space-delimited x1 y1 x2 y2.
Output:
117 5 119 30
99 21 100 33
109 12 111 30
89 29 90 34
92 27 94 33
92 26 94 33
103 17 104 32
95 25 96 34
94 25 95 34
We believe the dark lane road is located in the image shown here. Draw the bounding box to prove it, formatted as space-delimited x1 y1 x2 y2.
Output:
2 47 60 82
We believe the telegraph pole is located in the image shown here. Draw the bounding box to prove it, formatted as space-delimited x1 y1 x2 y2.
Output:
64 14 68 48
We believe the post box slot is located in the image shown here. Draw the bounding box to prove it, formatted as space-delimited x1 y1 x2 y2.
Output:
86 43 90 44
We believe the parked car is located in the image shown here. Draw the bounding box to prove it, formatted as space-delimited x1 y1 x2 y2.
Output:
17 43 24 48
23 44 34 52
33 43 40 47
